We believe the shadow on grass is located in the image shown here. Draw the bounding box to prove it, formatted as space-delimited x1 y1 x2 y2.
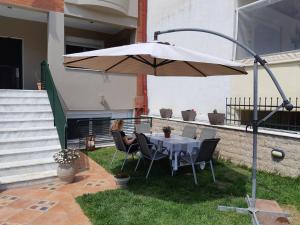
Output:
90 148 249 205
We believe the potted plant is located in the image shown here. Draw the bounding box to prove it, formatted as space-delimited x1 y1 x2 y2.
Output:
160 108 173 118
114 172 130 187
53 149 80 183
162 126 173 138
208 109 225 125
35 73 42 90
181 109 197 121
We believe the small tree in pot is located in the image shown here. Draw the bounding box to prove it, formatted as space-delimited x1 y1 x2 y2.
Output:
208 109 225 125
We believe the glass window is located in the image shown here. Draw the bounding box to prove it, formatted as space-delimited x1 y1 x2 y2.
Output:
236 0 300 59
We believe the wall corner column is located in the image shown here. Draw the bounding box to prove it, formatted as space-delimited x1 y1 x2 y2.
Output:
135 0 148 117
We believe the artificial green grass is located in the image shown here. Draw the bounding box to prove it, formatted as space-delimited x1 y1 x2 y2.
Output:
76 147 300 225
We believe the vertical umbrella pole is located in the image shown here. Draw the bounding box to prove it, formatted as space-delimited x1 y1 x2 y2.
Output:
154 28 293 224
251 60 258 208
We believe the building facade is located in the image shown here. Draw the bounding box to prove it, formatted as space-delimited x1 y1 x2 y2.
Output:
0 0 140 140
147 0 300 132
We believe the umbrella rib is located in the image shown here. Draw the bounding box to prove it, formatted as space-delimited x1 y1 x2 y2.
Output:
64 56 97 65
135 55 153 66
156 59 176 67
129 55 153 67
184 61 207 77
222 65 247 74
105 56 131 72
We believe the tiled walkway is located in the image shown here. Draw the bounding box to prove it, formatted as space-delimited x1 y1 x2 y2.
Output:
0 153 117 225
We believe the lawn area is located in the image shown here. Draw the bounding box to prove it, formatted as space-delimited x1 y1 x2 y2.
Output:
77 147 300 225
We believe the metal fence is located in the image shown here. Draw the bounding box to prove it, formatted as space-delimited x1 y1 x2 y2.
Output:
67 117 152 149
226 97 300 131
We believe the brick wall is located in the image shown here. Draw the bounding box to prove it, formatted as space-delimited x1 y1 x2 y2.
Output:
0 0 64 12
151 117 300 178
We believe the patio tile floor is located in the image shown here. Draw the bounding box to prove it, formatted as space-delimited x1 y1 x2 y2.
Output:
0 153 117 225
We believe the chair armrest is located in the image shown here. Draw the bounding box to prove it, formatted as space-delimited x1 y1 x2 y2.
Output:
127 143 139 152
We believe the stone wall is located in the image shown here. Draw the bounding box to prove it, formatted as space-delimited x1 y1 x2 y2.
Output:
151 117 300 178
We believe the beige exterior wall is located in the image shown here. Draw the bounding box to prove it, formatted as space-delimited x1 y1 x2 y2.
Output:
62 69 136 110
230 61 300 99
0 16 47 90
150 117 300 178
48 12 136 111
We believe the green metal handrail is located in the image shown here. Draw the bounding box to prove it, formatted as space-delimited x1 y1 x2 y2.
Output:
41 61 67 149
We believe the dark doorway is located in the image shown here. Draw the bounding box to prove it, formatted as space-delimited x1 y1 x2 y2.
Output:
0 37 23 89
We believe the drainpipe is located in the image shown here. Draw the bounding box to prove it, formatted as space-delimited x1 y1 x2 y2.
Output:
135 0 148 117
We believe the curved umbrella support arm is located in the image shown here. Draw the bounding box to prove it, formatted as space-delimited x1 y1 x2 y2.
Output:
154 28 293 111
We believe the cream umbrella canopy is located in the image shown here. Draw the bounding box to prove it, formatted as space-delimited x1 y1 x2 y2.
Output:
64 42 247 76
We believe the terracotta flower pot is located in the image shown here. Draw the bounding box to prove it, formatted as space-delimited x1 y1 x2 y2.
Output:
36 82 42 90
57 163 76 183
164 131 171 138
181 110 197 121
208 113 225 125
160 108 172 118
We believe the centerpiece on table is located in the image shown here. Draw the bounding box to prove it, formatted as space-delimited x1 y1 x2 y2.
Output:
162 126 173 138
53 148 80 183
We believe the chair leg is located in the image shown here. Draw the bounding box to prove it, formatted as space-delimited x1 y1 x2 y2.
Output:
146 159 155 179
135 156 142 172
121 152 129 171
191 162 198 185
209 160 216 183
110 149 118 165
170 160 174 176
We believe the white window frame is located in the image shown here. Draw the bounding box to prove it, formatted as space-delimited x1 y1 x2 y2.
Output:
235 0 300 65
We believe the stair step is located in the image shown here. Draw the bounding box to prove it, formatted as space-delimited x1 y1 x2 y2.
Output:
0 89 47 97
0 145 60 163
0 111 53 119
0 158 57 177
0 145 61 156
0 104 51 112
0 118 54 128
0 96 49 104
0 170 57 190
0 135 60 149
0 127 57 139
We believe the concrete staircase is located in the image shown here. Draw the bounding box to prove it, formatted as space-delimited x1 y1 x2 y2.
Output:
0 89 60 189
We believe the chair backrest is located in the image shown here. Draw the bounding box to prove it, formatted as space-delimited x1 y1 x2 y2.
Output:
196 138 220 162
111 131 127 152
135 123 151 134
182 125 197 139
199 127 217 141
135 133 153 158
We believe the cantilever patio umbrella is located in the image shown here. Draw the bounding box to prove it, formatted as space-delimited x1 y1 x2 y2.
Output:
64 41 247 76
64 28 292 225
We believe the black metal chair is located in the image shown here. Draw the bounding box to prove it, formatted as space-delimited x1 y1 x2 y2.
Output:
111 131 139 171
135 133 169 179
182 125 197 139
178 138 220 185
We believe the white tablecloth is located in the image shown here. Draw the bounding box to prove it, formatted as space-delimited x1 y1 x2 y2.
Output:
146 133 201 171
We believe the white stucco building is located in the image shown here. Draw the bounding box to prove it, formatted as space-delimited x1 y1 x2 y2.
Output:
147 0 300 130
